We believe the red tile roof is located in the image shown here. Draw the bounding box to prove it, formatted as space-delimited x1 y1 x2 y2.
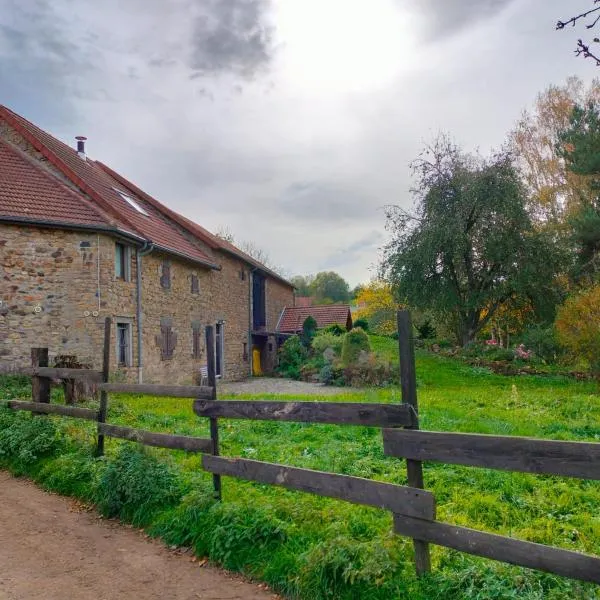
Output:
277 305 353 333
0 139 113 227
95 162 293 287
0 104 294 285
0 105 216 268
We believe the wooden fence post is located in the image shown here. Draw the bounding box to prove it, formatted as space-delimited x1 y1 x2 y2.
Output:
31 348 50 413
397 310 431 575
205 325 221 500
96 317 111 457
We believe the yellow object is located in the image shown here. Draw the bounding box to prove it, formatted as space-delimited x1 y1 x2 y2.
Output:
252 347 262 376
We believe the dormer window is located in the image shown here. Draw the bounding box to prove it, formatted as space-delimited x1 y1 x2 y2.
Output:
112 187 149 216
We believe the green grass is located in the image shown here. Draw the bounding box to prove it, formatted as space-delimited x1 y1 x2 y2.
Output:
1 337 600 599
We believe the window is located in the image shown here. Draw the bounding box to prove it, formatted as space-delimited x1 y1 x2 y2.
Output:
192 322 202 359
116 322 132 367
115 243 130 281
157 317 177 360
239 269 246 281
191 273 199 294
112 187 150 216
215 322 224 377
160 261 171 289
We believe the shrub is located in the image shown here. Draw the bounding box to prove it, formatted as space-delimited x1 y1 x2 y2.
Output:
416 319 437 339
0 374 31 400
312 332 343 355
301 316 318 348
520 325 564 363
278 335 308 380
353 318 369 331
323 323 346 336
0 408 65 475
342 354 398 387
341 328 371 365
556 285 600 377
95 444 183 526
319 363 346 386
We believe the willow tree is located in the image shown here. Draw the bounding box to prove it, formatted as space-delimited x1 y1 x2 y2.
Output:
383 137 564 346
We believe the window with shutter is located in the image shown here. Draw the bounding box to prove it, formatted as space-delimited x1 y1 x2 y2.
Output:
160 261 171 289
192 322 201 359
156 318 177 360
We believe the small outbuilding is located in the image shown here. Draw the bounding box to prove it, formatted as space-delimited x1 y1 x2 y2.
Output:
277 305 353 334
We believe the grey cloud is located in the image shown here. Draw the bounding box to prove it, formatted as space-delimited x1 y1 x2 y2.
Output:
188 0 275 78
322 231 384 270
404 0 515 40
277 182 375 222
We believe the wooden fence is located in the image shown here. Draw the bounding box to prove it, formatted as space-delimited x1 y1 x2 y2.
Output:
3 313 600 584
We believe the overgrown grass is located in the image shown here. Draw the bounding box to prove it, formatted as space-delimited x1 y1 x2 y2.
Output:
1 337 599 599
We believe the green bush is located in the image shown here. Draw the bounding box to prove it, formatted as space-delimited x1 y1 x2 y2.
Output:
341 327 371 365
0 408 64 475
416 319 437 339
95 444 183 526
323 323 346 336
342 354 399 387
312 331 343 355
353 318 369 331
278 335 308 380
521 325 564 364
0 374 31 400
302 316 318 348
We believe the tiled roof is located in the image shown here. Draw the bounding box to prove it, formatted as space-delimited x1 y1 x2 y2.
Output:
0 105 217 268
0 139 113 227
0 104 293 284
95 162 293 287
277 305 353 333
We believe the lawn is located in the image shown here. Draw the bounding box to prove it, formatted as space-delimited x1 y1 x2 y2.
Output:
1 336 600 599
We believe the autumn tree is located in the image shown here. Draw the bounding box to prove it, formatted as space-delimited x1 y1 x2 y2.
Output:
383 136 564 346
510 77 599 224
555 284 600 378
354 280 400 336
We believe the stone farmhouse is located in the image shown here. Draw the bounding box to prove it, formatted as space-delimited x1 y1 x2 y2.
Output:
0 105 294 383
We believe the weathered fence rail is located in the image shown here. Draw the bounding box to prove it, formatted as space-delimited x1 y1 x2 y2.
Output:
4 311 600 585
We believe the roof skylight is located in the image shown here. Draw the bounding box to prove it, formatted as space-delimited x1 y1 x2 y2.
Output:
113 187 149 216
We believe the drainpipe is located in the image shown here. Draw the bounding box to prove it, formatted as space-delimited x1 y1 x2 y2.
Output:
248 267 258 378
136 242 154 383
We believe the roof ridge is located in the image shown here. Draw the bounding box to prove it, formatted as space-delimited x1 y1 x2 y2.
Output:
0 136 118 228
0 106 145 239
96 161 293 287
95 161 222 250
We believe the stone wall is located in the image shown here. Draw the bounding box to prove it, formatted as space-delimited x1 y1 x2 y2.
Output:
0 225 113 372
0 117 295 383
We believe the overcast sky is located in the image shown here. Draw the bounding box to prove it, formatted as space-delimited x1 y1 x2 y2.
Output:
0 0 597 285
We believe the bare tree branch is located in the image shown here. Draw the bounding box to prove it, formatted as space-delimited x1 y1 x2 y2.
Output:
557 1 600 65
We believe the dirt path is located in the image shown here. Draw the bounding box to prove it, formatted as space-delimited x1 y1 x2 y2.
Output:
0 472 277 600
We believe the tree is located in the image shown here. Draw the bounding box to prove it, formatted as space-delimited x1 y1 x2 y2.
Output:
510 78 599 224
558 101 600 282
354 280 400 336
557 4 600 65
290 275 314 297
383 136 564 346
555 285 600 379
310 271 350 304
